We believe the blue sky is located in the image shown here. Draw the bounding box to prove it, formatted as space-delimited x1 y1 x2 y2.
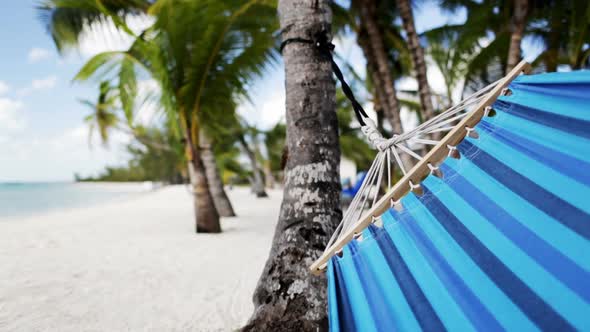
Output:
0 1 540 182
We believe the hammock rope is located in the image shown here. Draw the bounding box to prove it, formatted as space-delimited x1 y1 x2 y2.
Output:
280 32 534 270
312 60 532 274
326 79 504 252
280 31 369 126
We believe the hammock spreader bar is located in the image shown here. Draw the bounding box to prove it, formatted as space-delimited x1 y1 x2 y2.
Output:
327 68 590 331
311 60 532 274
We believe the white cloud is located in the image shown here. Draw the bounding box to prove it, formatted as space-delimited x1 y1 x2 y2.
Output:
18 76 58 96
0 81 10 95
31 76 58 90
28 47 52 63
0 97 26 131
0 123 133 182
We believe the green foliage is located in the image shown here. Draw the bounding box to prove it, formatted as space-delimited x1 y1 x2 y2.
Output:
423 24 474 105
37 0 150 53
79 81 120 146
43 0 590 189
42 0 280 134
527 0 590 70
439 0 590 93
264 122 286 173
42 0 279 185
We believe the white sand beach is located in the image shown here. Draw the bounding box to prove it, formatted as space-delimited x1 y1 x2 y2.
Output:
0 186 282 332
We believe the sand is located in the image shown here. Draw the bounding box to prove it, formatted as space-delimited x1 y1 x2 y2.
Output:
0 186 282 332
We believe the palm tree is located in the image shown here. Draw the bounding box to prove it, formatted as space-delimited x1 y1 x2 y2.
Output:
423 25 474 108
334 0 417 167
131 0 275 231
244 0 341 329
39 0 277 232
79 80 170 150
199 131 236 217
37 0 151 53
528 0 590 71
79 81 120 146
204 104 269 197
352 0 405 135
397 0 436 121
440 0 515 91
237 126 268 198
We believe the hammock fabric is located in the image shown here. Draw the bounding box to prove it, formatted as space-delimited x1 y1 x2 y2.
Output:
327 71 590 331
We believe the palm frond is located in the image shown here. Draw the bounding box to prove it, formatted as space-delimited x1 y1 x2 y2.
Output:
37 0 150 53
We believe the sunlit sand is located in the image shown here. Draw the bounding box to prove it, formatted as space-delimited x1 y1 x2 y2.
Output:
0 186 281 331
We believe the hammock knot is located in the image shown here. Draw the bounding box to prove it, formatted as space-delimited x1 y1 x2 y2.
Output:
361 118 389 151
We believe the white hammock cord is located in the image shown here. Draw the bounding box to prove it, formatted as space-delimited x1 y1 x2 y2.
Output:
329 79 500 248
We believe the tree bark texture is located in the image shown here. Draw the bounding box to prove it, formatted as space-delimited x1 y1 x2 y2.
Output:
184 128 221 233
200 132 236 217
398 0 436 122
243 0 342 330
506 0 528 73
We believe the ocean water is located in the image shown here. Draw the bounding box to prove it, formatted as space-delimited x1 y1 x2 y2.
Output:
0 182 152 220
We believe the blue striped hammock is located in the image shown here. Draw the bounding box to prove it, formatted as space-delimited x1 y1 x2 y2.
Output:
315 64 590 331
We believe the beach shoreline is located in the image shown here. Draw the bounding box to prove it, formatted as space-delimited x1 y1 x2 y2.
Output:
0 182 158 222
0 185 282 332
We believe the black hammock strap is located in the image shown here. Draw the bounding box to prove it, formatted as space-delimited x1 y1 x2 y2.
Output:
279 31 369 126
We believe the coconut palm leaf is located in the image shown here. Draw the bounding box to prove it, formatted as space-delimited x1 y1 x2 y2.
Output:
37 0 151 52
79 81 120 146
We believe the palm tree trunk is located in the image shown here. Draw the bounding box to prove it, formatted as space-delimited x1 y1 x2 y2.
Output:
506 0 528 73
356 0 404 134
238 135 268 197
243 0 341 330
263 161 275 189
200 132 236 217
184 128 221 233
398 0 435 122
356 0 415 168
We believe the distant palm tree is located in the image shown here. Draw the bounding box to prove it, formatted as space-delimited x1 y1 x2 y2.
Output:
440 0 515 90
335 0 417 167
78 81 119 146
442 0 589 92
78 80 179 154
202 104 268 197
397 0 436 121
352 0 406 135
229 117 268 197
423 25 474 108
528 0 590 71
198 131 236 217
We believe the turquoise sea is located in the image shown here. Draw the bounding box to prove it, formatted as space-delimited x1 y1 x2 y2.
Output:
0 182 151 220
